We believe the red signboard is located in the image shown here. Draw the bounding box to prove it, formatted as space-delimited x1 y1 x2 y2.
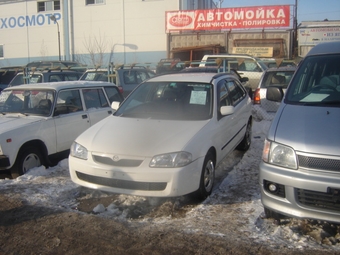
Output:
166 5 290 32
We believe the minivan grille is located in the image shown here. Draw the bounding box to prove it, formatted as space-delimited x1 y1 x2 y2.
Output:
298 155 340 172
76 172 167 191
296 188 340 212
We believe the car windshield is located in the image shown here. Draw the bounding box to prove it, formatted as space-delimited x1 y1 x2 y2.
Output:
80 71 116 83
260 70 295 89
115 81 213 120
9 74 43 86
285 54 340 105
0 89 55 116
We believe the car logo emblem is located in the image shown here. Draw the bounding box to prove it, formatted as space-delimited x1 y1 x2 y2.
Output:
112 155 120 162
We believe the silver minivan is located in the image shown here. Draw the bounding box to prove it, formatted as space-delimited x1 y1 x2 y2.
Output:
259 41 340 223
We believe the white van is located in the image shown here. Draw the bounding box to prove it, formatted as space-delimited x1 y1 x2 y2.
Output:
259 41 340 223
200 54 268 90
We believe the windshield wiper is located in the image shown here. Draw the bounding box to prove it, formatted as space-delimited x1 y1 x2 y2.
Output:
321 100 340 105
299 101 340 106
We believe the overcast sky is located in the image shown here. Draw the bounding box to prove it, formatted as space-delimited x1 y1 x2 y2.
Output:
220 0 340 24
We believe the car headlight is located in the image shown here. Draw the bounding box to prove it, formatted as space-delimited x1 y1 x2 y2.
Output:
70 142 88 160
262 139 297 169
150 151 192 168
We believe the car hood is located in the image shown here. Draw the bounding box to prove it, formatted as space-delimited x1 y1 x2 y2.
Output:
273 104 340 156
0 115 43 133
76 116 209 157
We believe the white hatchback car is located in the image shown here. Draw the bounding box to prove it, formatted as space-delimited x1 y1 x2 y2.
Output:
69 72 253 199
0 81 124 178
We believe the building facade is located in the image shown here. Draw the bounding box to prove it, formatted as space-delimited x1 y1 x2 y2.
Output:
0 0 216 67
0 1 301 69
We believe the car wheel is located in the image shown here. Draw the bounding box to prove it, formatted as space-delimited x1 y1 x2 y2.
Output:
236 120 252 151
196 152 215 200
11 146 44 178
264 207 285 220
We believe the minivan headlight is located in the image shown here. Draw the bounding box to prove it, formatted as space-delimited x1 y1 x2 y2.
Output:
150 151 192 168
70 142 88 160
262 139 297 169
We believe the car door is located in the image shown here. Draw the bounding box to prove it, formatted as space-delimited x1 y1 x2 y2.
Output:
81 87 113 124
53 89 91 152
216 78 249 159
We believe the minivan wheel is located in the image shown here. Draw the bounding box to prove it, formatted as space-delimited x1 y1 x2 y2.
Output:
195 152 215 200
236 120 252 151
11 147 44 178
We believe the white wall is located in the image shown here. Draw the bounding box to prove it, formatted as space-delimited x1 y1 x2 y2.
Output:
0 0 180 67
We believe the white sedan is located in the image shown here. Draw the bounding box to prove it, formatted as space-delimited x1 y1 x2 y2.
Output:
69 72 252 199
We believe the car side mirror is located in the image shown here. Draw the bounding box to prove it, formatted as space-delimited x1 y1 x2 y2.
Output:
266 86 284 102
111 101 120 111
220 105 234 116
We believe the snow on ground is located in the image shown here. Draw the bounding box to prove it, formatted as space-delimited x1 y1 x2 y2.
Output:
0 119 339 252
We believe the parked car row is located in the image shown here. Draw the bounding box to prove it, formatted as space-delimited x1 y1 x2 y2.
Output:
1 42 339 225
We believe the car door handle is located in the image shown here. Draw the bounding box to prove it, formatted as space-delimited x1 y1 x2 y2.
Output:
82 114 88 119
108 110 112 114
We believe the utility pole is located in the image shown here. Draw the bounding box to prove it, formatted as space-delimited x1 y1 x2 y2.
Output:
293 0 298 58
216 0 224 8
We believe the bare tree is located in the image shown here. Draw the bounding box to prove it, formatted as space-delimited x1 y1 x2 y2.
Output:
82 34 109 67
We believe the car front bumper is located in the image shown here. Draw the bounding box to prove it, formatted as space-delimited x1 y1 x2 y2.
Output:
0 155 10 169
259 161 340 223
69 153 204 197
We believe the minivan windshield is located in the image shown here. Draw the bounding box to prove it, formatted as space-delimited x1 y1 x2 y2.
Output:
285 54 340 105
115 82 213 120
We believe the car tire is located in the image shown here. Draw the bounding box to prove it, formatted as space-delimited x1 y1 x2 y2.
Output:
11 146 44 178
195 152 215 200
236 120 252 151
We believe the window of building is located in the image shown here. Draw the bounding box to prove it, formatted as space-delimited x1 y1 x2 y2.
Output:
0 45 3 58
37 1 60 12
86 0 105 5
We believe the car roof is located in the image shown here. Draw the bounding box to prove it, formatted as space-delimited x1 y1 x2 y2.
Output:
147 72 228 83
265 66 297 72
307 41 340 56
15 69 83 75
202 54 259 59
4 81 116 91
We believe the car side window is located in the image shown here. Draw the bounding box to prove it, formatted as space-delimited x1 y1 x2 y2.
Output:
238 60 259 72
219 81 232 107
226 80 245 106
55 89 83 115
82 88 108 109
123 71 136 84
136 71 147 84
64 73 80 81
49 75 62 82
104 86 123 103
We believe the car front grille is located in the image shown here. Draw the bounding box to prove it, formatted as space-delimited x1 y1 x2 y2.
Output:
92 155 143 167
76 171 167 191
296 188 340 212
298 155 340 172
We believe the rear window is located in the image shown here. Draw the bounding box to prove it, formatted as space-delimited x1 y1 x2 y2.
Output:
260 70 295 88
